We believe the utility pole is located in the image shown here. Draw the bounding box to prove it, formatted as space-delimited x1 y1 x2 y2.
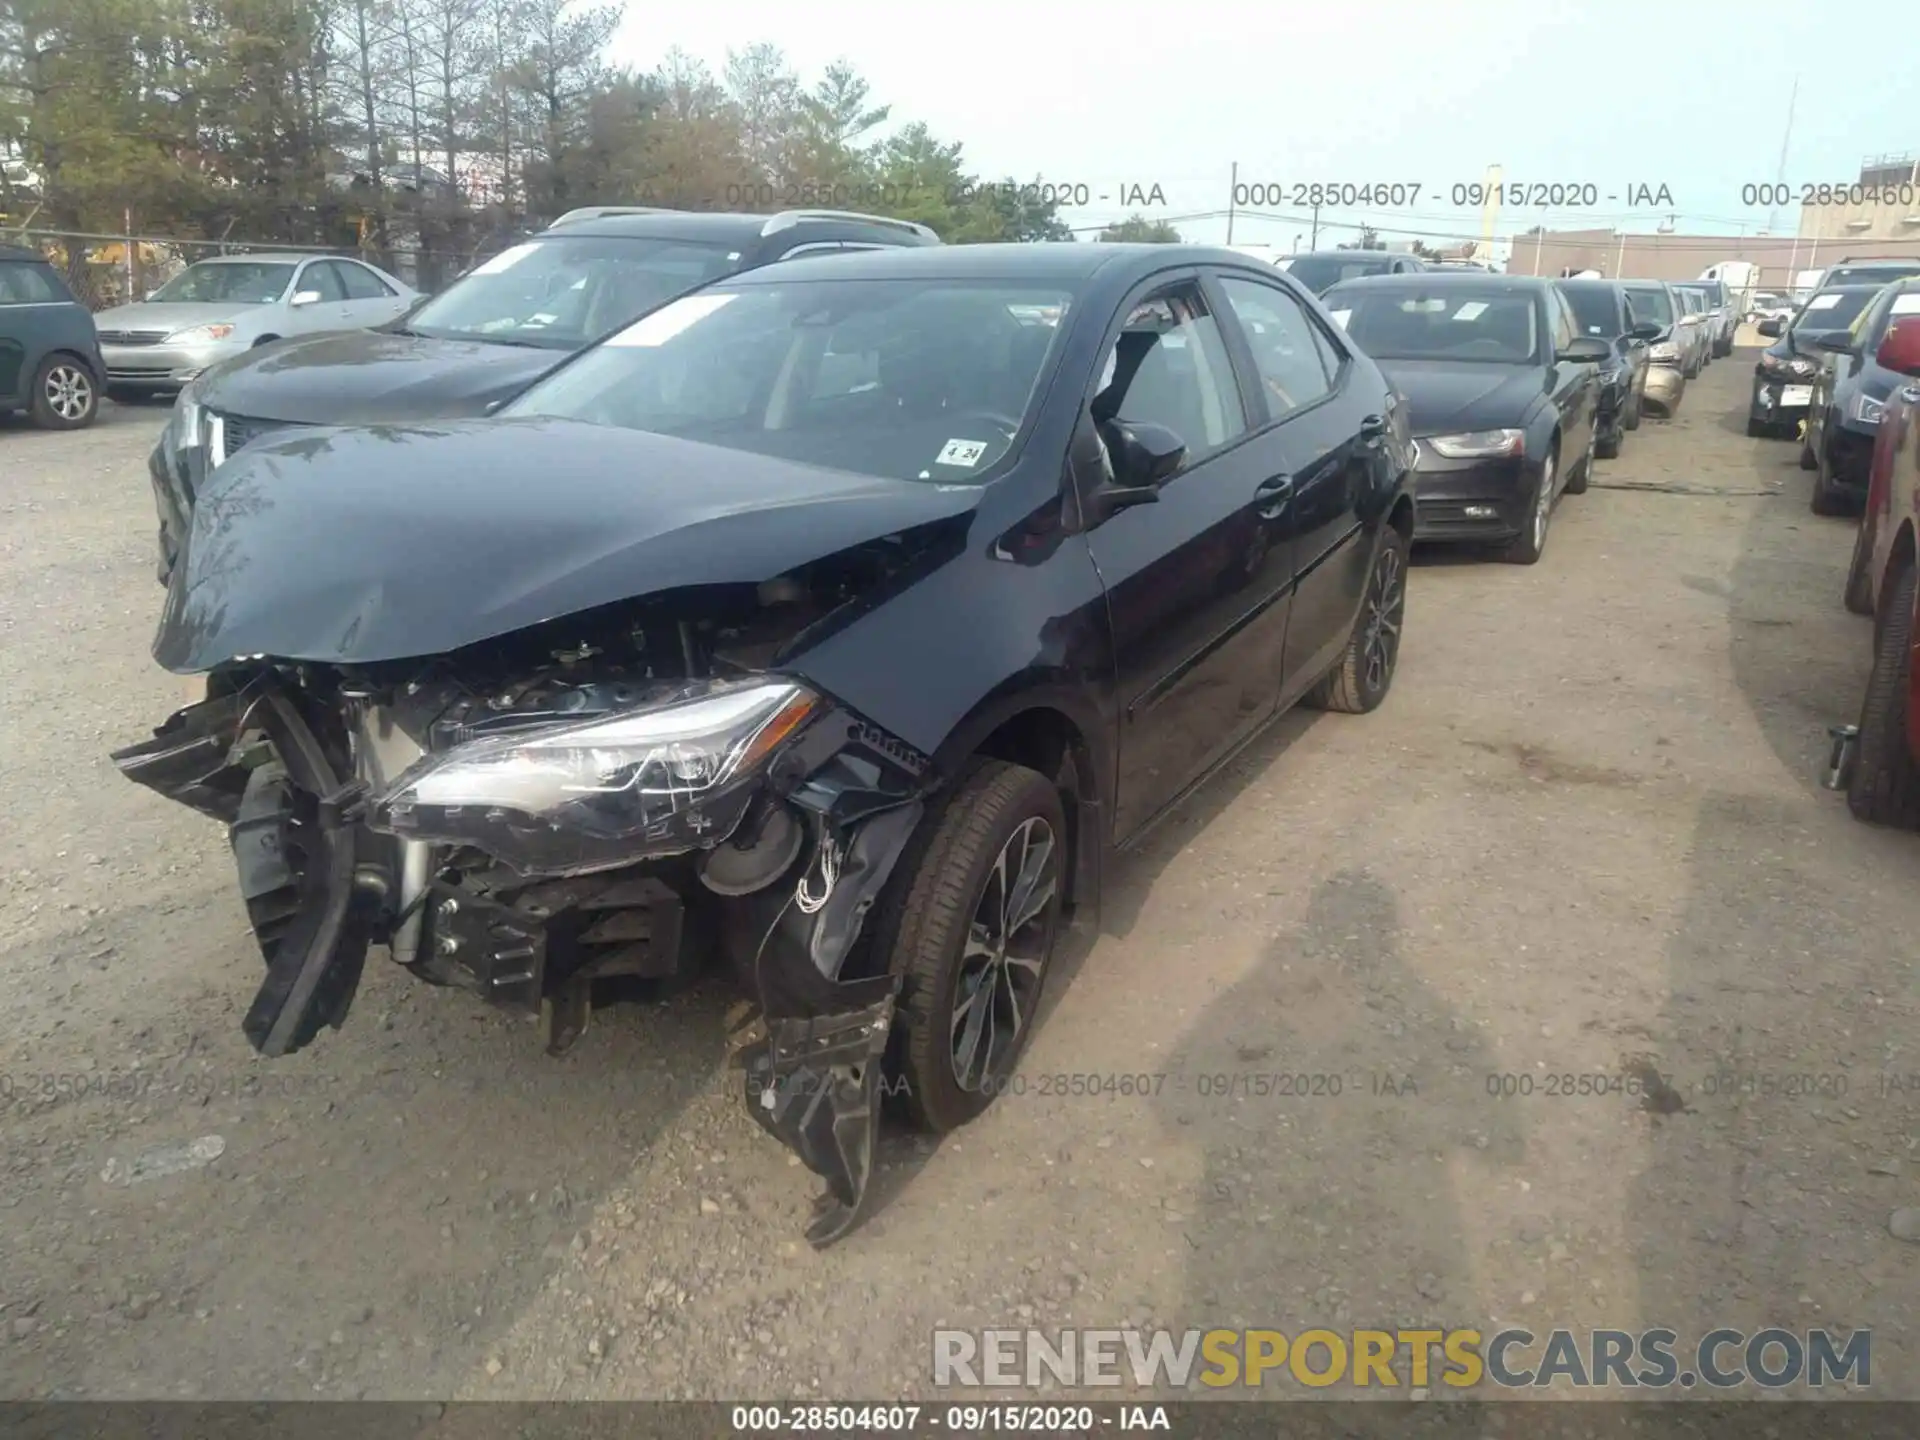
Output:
1768 76 1797 236
1226 162 1237 245
1309 202 1321 249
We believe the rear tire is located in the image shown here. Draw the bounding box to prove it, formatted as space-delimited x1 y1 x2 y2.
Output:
1844 518 1876 616
1622 389 1642 431
1847 562 1920 827
1590 420 1619 465
1306 524 1408 714
1799 435 1818 470
888 761 1067 1135
29 354 98 430
1746 416 1767 438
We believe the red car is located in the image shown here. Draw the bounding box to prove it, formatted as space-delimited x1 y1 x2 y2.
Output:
1841 314 1920 824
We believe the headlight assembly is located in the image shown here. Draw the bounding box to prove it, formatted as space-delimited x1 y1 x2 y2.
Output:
1649 342 1680 362
169 323 237 344
1851 393 1886 426
1425 429 1525 460
173 386 205 451
367 678 823 877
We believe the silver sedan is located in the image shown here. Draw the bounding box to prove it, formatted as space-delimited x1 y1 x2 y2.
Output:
93 253 418 398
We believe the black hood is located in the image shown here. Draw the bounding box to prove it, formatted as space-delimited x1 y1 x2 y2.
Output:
1374 360 1546 436
153 417 984 672
192 329 566 425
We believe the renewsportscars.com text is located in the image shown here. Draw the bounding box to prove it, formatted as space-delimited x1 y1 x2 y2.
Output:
932 1326 1871 1390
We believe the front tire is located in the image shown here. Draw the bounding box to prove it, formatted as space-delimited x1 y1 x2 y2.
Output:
890 761 1066 1134
1810 444 1849 516
1848 562 1920 827
1623 388 1643 431
1502 450 1557 566
1307 522 1408 714
30 355 98 430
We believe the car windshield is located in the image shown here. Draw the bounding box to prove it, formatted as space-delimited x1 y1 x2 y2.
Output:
1285 255 1396 291
1623 287 1675 326
1793 290 1875 332
406 235 742 348
148 262 296 304
1560 285 1623 337
505 278 1074 483
1322 286 1539 363
1826 264 1920 287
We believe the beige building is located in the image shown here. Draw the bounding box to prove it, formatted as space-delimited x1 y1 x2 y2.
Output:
1514 151 1920 288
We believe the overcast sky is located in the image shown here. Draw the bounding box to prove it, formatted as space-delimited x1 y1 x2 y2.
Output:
609 0 1915 248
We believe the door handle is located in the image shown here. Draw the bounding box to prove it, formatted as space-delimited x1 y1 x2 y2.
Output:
1359 414 1387 439
1256 473 1294 497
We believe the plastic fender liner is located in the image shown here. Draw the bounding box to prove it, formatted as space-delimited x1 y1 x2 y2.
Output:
110 689 252 823
241 690 375 1056
742 798 925 1248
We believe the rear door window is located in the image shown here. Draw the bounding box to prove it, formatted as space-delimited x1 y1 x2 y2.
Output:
0 261 69 305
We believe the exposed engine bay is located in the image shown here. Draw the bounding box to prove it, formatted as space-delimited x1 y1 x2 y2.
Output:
113 548 944 1246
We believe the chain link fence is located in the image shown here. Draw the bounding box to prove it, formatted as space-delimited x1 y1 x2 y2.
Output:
6 225 537 309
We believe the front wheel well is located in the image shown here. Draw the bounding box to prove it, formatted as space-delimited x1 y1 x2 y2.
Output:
970 706 1097 913
41 349 100 381
252 334 280 347
1388 493 1415 543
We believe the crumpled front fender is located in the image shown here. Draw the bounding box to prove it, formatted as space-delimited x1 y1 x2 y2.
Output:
734 722 932 1247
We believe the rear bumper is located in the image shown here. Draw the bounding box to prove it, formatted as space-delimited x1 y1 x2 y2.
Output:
1749 375 1813 431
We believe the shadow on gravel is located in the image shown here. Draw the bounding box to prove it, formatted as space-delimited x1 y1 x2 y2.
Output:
1155 868 1532 1361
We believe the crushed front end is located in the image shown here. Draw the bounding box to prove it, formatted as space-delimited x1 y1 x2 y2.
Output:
113 587 936 1245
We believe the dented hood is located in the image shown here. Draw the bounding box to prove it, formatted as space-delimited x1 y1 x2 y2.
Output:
153 416 983 672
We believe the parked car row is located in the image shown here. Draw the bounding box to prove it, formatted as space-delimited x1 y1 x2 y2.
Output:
1748 271 1920 513
1826 313 1920 829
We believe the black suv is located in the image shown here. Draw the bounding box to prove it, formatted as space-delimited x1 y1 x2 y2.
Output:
1 243 105 430
147 207 941 580
118 242 1415 1244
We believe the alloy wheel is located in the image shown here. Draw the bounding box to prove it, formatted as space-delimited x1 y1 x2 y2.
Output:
45 364 94 423
949 815 1058 1092
1532 455 1556 551
1361 544 1404 693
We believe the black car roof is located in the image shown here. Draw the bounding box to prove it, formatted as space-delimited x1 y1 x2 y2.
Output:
541 210 936 246
1323 271 1548 291
1557 277 1624 290
719 242 1283 287
0 242 52 265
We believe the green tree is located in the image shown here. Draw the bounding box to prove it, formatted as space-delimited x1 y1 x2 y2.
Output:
1097 213 1180 242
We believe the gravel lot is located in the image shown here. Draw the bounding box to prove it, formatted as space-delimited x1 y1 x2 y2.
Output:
2 355 1917 1402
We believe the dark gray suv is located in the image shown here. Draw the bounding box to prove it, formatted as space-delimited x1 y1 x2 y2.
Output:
0 243 104 430
149 207 942 581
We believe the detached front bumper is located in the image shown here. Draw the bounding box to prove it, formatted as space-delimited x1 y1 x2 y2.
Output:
1643 365 1686 414
1409 446 1535 542
111 676 933 1247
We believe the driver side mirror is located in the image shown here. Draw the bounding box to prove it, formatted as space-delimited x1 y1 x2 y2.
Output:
290 289 323 307
1757 317 1783 337
1100 419 1187 509
1876 316 1920 376
1557 336 1612 365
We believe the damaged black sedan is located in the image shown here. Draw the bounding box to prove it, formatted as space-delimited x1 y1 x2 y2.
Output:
114 244 1416 1243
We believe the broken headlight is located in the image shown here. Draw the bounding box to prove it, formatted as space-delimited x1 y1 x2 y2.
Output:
367 678 822 877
